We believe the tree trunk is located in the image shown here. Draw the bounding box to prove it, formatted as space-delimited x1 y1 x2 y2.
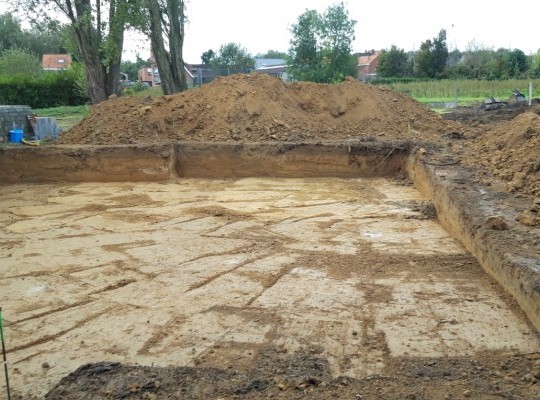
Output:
72 27 108 104
167 0 187 92
147 0 175 95
64 0 125 104
105 0 126 96
147 0 187 95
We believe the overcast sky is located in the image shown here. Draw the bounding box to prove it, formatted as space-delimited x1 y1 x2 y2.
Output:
2 0 539 62
168 0 540 63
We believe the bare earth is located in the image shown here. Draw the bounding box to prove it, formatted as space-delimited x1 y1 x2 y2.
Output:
58 74 539 197
1 74 539 399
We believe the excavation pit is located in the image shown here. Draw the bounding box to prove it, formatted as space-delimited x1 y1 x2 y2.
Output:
0 142 539 398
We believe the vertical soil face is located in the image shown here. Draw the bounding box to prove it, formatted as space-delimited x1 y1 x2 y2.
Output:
1 178 538 399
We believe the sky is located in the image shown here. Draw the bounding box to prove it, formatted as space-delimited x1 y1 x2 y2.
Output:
163 0 540 63
1 0 539 63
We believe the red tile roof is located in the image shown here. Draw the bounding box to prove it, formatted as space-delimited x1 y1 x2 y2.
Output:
42 54 72 70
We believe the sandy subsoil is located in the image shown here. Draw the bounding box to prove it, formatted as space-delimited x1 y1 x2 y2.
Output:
3 74 539 398
0 179 538 399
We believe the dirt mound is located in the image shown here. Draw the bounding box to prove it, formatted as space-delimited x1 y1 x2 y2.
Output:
59 74 464 145
465 105 540 196
43 351 540 400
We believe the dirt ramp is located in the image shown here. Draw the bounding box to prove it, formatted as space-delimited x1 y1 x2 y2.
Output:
59 74 464 145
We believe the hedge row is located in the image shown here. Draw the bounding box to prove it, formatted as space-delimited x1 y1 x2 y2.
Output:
0 72 88 108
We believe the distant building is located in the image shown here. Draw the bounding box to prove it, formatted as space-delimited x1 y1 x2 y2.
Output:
42 54 72 71
185 64 215 88
138 66 161 87
254 58 286 69
254 58 288 81
357 50 381 82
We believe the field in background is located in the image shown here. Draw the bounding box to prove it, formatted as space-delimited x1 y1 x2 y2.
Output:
385 79 540 105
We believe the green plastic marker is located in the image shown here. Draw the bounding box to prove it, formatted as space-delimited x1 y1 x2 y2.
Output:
0 307 11 400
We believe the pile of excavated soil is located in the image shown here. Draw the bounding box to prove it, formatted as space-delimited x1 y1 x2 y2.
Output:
59 74 465 145
465 105 540 197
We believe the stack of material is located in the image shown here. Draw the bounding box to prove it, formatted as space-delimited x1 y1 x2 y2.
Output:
29 116 62 140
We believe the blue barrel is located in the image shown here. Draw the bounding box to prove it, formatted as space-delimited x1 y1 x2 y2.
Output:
9 129 23 143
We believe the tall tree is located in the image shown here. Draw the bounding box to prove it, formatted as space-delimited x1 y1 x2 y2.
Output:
377 45 407 77
288 2 357 83
1 13 68 57
201 49 215 65
288 9 320 81
211 42 255 73
16 0 132 103
0 13 25 51
145 0 187 94
415 29 448 78
508 49 528 77
256 50 287 59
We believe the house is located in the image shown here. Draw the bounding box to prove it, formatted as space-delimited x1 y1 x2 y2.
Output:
42 54 72 71
357 50 381 82
138 66 161 86
254 58 288 81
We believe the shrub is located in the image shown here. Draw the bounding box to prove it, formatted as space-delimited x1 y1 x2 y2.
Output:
0 68 88 108
0 48 43 78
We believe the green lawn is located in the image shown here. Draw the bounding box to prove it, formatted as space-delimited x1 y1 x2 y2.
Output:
33 105 89 130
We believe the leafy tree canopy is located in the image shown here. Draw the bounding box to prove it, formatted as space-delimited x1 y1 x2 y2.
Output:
377 45 407 78
211 43 255 72
0 12 65 56
288 2 357 83
0 48 43 77
256 50 287 59
201 49 215 64
415 29 448 79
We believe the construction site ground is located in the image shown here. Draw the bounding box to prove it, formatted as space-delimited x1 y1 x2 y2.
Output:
0 74 539 399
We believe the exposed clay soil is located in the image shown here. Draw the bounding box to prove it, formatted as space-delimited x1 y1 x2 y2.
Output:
58 74 465 145
16 74 540 398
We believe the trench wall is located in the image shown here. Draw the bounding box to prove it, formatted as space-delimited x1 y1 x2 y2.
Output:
0 142 538 333
407 153 540 332
0 141 409 182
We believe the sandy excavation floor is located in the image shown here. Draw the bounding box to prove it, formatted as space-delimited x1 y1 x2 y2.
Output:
0 178 539 398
